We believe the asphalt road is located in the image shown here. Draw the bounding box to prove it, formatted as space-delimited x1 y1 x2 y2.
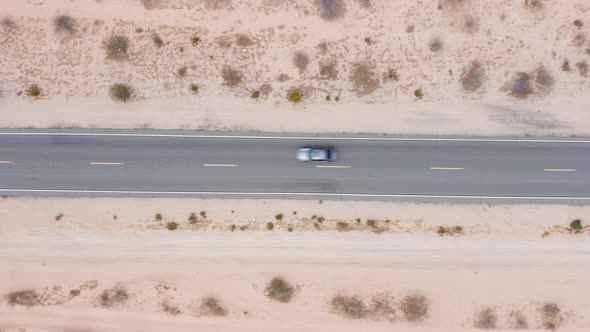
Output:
1 131 590 202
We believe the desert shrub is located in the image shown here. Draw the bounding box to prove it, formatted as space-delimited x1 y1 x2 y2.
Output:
428 37 443 52
250 90 260 99
287 226 293 232
239 225 248 231
576 61 588 76
400 295 429 322
539 303 562 330
325 95 331 101
573 19 584 28
4 290 39 307
463 15 478 33
317 0 346 21
151 32 164 47
155 213 163 221
109 84 132 102
535 65 554 91
317 41 329 53
317 216 325 223
140 0 162 9
69 289 81 297
55 213 63 221
364 36 372 45
508 72 533 98
277 73 290 82
524 0 543 10
366 219 377 227
191 35 201 45
53 15 75 33
260 84 272 94
188 213 198 224
190 83 199 94
355 218 361 223
99 285 129 307
336 221 349 232
166 222 178 230
102 35 129 59
509 310 529 329
200 211 207 218
335 95 340 101
383 68 399 82
200 297 228 316
329 295 367 319
26 84 41 97
573 34 586 48
1 17 16 30
319 60 338 79
204 0 232 9
177 66 187 76
406 24 415 33
160 302 181 315
414 88 424 99
266 222 274 230
275 213 284 221
287 89 303 103
570 219 583 233
293 51 310 72
461 60 485 92
221 66 242 87
561 59 570 72
230 224 236 231
368 294 396 320
437 225 464 236
349 61 376 89
235 33 254 47
265 277 295 303
474 308 497 329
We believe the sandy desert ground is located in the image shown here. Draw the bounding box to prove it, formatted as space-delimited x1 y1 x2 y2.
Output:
1 198 589 331
1 0 590 135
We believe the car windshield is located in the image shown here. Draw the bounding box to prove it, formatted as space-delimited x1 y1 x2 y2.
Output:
311 149 328 160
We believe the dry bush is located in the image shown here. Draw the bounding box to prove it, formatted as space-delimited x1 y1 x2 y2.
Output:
177 66 188 76
293 51 310 72
151 32 164 47
189 84 199 94
26 84 41 97
437 0 466 10
260 83 273 94
535 65 554 92
524 0 543 10
507 72 533 99
463 15 479 33
573 34 586 47
102 35 129 60
166 222 178 230
329 295 367 319
561 59 570 72
428 37 444 52
357 0 372 8
576 61 588 77
509 310 529 329
414 88 424 99
368 294 396 321
99 285 129 307
141 0 162 9
251 90 261 99
317 41 329 54
319 60 338 80
4 290 39 307
160 302 181 315
460 60 485 92
109 84 132 102
264 277 295 303
53 15 75 33
336 221 350 232
539 303 563 330
573 19 584 29
234 34 254 47
383 68 399 82
221 66 243 87
399 295 429 322
277 73 291 82
204 0 232 9
474 308 497 329
1 16 16 30
349 61 377 91
437 225 464 236
200 297 228 316
316 0 346 21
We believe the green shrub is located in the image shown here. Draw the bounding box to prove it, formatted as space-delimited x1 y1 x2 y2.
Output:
188 213 198 224
414 88 424 99
251 90 261 99
155 213 163 221
366 219 377 227
266 222 274 230
570 219 583 233
109 84 132 102
230 224 236 232
189 83 199 94
275 213 283 221
287 89 302 103
26 84 41 97
200 211 207 218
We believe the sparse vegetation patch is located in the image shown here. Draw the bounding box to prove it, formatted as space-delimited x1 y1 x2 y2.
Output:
4 290 39 307
102 35 129 60
474 307 498 329
200 297 227 316
221 66 243 87
461 60 485 93
109 84 132 102
287 89 303 103
316 0 346 21
99 285 129 307
349 61 378 94
319 60 338 80
329 295 367 319
399 294 429 322
53 15 75 33
265 277 295 303
26 84 41 97
437 225 464 236
569 219 583 233
293 51 310 72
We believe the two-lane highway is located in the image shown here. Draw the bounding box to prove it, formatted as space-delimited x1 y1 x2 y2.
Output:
1 131 590 202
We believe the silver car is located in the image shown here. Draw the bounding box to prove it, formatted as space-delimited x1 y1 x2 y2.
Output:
297 147 337 162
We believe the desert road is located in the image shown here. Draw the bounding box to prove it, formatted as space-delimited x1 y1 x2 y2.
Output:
0 130 590 202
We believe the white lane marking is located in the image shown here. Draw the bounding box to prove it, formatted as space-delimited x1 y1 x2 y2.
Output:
544 168 576 172
430 167 464 170
203 164 239 167
316 165 352 169
1 132 590 143
90 162 125 166
0 161 15 164
0 189 589 200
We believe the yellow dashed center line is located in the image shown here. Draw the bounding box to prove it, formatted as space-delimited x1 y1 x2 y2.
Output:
203 164 239 167
90 162 125 166
0 161 14 164
544 168 576 172
430 167 465 171
316 165 352 169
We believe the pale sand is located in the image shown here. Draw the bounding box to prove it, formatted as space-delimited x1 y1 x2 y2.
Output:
1 0 590 135
0 198 589 331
